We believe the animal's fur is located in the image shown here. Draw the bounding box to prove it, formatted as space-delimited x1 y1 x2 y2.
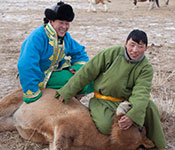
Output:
132 0 169 9
0 88 154 150
116 101 132 116
0 89 23 131
88 0 111 12
111 101 154 150
0 89 23 117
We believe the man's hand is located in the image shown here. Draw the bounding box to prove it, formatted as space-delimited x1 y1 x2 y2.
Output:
58 96 64 103
69 68 76 74
118 115 133 130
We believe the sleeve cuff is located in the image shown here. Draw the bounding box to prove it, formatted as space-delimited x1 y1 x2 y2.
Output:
55 89 70 104
23 92 42 104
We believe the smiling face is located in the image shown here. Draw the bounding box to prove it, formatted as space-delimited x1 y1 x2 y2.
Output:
50 20 70 37
125 38 147 60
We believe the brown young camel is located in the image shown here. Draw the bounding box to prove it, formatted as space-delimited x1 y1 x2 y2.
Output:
0 88 154 150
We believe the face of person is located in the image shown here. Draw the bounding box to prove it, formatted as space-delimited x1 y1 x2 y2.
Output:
50 20 70 37
125 38 147 60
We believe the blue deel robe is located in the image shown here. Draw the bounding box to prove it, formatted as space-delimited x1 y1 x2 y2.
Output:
17 23 89 99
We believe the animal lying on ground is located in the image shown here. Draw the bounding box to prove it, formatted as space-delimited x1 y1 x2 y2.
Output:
132 0 169 9
88 0 111 12
0 88 155 150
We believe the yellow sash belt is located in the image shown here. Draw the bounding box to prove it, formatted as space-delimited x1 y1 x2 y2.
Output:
94 92 124 102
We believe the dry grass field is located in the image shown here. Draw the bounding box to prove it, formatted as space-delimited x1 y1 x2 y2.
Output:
0 0 174 149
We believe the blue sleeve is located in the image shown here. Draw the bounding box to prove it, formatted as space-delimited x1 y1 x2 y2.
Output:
64 32 89 64
17 29 46 96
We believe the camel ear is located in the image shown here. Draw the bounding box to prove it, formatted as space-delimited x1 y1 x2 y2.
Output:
142 138 155 149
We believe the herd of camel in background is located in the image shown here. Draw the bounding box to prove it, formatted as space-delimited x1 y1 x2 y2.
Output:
88 0 170 12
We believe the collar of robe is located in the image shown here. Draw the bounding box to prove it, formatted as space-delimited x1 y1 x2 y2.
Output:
124 47 144 63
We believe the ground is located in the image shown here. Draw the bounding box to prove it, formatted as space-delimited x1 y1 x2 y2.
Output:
0 0 175 149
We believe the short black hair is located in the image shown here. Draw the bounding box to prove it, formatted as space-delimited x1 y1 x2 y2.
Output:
126 29 148 46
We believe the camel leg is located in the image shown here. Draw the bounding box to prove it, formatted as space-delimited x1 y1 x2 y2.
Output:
149 1 155 10
103 4 108 12
0 116 16 131
16 124 48 144
0 89 23 117
52 125 74 150
165 0 169 5
49 144 53 150
89 0 97 12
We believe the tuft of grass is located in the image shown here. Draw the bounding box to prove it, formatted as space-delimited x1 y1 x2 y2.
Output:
151 68 175 122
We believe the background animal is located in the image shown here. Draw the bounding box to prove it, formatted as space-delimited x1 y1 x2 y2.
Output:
88 0 111 12
132 0 169 9
0 89 154 150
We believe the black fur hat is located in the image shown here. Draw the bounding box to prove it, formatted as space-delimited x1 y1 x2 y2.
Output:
44 2 74 23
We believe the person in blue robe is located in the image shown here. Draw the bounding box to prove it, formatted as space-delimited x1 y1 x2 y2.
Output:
17 2 94 103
